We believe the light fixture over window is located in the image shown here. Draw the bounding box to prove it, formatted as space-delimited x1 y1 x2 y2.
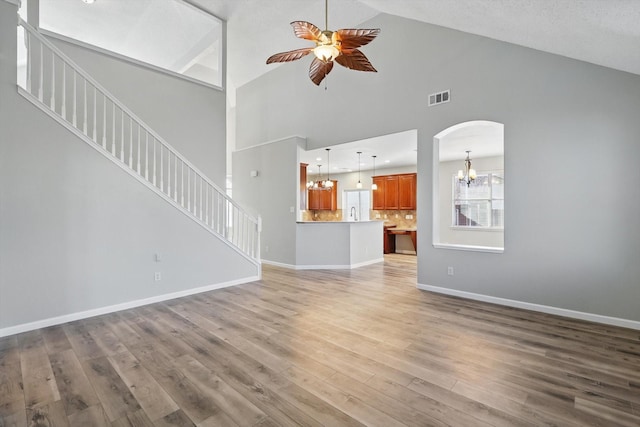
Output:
82 0 96 4
371 155 378 190
458 150 477 187
356 152 363 188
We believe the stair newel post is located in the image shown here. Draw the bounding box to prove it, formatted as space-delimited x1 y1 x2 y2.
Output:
61 62 66 120
111 102 116 156
50 52 55 111
102 95 106 149
83 78 87 134
92 86 97 142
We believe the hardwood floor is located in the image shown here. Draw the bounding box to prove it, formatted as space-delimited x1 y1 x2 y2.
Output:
1 254 639 426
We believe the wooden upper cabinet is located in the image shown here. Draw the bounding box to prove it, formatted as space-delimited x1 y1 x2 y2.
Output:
372 176 386 209
372 173 416 210
384 175 399 210
307 181 337 210
399 173 417 210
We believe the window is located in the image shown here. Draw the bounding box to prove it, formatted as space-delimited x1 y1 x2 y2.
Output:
453 172 504 228
39 0 224 88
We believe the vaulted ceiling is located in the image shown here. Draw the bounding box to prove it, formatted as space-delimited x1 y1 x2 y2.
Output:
191 0 640 89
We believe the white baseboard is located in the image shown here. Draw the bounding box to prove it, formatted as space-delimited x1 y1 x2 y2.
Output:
262 258 384 270
417 283 640 331
0 276 260 338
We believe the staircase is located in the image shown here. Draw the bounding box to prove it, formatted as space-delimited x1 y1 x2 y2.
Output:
15 19 261 267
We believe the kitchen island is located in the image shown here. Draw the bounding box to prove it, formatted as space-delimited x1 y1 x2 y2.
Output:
295 221 384 269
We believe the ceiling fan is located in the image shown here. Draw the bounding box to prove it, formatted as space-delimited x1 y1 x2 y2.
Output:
266 0 380 86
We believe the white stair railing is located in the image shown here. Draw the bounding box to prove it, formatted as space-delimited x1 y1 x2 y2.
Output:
16 19 261 266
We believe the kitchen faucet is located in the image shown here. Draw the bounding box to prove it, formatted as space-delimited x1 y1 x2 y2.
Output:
350 206 358 221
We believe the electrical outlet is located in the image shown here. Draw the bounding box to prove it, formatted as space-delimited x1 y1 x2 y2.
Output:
406 214 413 220
155 253 161 262
447 267 454 276
265 245 269 253
289 206 295 213
154 272 162 281
375 214 381 219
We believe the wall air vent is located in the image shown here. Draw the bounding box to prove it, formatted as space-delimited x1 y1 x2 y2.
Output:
428 89 450 107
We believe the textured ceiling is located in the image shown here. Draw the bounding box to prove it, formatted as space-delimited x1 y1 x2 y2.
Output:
191 0 640 89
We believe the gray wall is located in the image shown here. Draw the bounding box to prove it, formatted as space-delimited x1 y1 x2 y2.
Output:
232 137 302 266
236 13 640 322
0 1 256 332
48 36 227 187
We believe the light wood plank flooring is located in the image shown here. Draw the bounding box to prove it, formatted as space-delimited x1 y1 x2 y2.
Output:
1 254 639 426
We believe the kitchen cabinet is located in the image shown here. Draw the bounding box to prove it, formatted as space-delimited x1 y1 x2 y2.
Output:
398 173 417 209
372 173 416 210
372 176 386 209
308 180 337 210
384 175 399 209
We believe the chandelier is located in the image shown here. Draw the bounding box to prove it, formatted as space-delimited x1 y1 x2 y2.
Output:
458 150 477 187
307 149 334 188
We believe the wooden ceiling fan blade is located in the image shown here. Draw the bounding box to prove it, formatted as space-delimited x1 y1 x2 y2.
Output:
337 28 380 50
335 50 377 72
266 48 313 64
309 58 334 85
291 21 322 41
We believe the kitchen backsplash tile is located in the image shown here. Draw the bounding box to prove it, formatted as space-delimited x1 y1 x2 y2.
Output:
301 209 416 228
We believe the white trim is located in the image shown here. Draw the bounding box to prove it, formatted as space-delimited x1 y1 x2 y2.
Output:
432 243 504 253
417 283 640 331
0 276 260 338
18 87 261 268
233 135 307 153
2 0 20 6
38 27 223 92
262 258 384 270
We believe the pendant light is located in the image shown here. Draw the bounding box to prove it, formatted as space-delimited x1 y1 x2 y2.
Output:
356 152 363 188
324 148 334 188
371 155 378 190
458 150 477 187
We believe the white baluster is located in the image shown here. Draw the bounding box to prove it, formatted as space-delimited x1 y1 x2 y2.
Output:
111 102 116 155
145 131 149 180
72 72 77 126
152 137 156 186
174 154 178 201
205 185 209 226
93 87 97 142
26 32 32 93
187 167 191 211
129 117 133 168
61 62 66 120
83 79 87 134
102 95 107 149
38 41 43 102
167 150 171 196
120 110 125 162
181 161 185 208
136 125 141 174
160 144 164 192
50 53 55 110
199 177 204 221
